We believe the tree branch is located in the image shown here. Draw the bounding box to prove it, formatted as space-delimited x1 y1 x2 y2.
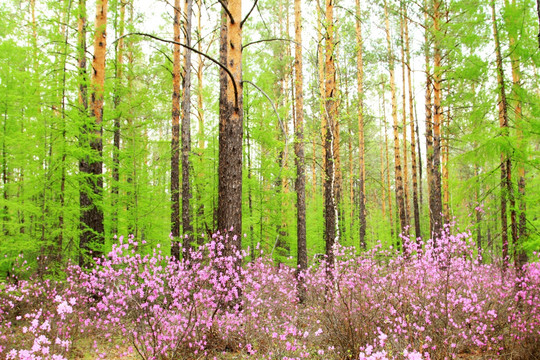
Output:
242 37 299 50
241 0 258 28
115 32 239 107
242 80 286 138
217 0 235 24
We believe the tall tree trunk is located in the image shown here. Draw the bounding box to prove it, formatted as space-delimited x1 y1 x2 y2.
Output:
217 0 243 251
171 0 181 260
491 0 511 271
294 0 307 301
424 7 435 237
404 4 421 243
355 0 367 250
442 107 450 223
414 93 424 213
505 0 528 269
431 0 444 237
126 2 137 238
474 163 483 263
112 0 126 236
57 0 71 265
80 0 107 267
382 83 395 241
400 8 410 227
317 0 326 200
384 0 407 242
195 0 206 236
182 0 194 256
324 0 338 267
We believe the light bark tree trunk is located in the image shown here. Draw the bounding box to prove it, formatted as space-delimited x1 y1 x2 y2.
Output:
355 0 367 250
384 0 407 243
404 4 421 243
324 0 338 267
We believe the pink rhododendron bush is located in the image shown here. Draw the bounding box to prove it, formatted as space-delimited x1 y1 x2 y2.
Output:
1 229 539 360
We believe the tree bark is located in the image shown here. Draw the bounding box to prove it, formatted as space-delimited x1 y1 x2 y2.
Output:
355 0 367 250
400 9 410 227
171 0 182 260
294 0 307 301
182 0 194 256
404 4 421 243
424 6 435 237
217 0 243 251
381 83 395 241
112 0 126 236
324 0 338 267
80 0 107 267
431 0 444 237
384 0 407 243
505 0 528 269
491 0 511 271
442 107 450 223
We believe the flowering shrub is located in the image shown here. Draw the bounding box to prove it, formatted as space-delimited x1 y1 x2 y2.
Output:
1 227 539 359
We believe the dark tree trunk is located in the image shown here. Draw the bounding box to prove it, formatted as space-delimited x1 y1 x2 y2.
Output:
171 0 181 260
492 0 511 270
294 0 307 301
182 0 194 256
79 0 106 267
355 0 366 250
324 0 338 269
385 0 407 244
111 0 125 236
217 0 243 252
404 4 421 244
431 0 444 238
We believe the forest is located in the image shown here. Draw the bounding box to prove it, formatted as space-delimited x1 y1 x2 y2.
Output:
1 0 540 358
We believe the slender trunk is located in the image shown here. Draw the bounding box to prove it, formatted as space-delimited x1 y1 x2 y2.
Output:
324 0 338 267
491 0 511 270
384 0 407 242
442 107 450 222
431 0 444 237
126 3 136 237
355 0 366 250
182 0 194 255
294 0 307 301
382 84 395 241
246 95 254 259
58 0 71 265
404 4 421 243
505 0 528 268
414 92 423 212
474 163 482 263
400 9 410 226
112 0 126 236
2 113 8 236
77 0 88 261
196 0 205 236
171 0 181 260
217 0 243 250
318 0 326 196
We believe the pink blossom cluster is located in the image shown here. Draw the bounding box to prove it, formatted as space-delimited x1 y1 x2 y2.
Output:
1 228 539 359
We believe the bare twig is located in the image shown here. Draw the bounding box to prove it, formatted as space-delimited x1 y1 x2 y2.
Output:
115 32 239 107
